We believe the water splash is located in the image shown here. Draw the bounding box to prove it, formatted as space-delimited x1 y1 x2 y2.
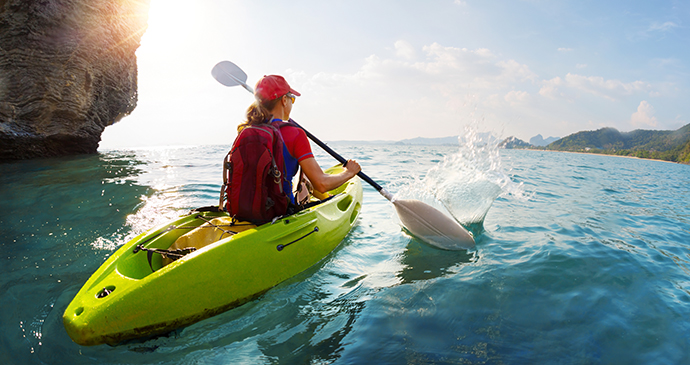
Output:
396 124 526 234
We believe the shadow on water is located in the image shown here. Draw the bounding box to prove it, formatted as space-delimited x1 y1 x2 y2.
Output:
256 289 366 364
397 237 478 285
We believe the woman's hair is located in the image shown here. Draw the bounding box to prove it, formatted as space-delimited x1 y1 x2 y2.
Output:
238 97 281 132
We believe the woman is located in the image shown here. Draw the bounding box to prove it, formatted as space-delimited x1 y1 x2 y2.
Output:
240 74 361 204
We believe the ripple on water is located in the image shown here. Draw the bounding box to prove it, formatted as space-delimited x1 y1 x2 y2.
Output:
2 144 690 364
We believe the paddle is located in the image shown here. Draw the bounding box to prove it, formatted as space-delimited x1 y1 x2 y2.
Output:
211 61 475 250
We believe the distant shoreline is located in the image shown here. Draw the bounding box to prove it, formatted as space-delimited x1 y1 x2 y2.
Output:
518 148 684 165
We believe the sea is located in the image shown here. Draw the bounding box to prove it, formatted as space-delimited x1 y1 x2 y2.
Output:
1 130 689 364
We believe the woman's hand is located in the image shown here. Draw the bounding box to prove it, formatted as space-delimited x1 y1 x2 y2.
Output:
344 159 361 177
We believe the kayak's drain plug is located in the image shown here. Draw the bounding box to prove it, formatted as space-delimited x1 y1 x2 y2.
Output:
97 286 116 298
277 226 319 251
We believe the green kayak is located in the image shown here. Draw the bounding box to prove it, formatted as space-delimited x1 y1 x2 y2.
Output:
63 165 362 346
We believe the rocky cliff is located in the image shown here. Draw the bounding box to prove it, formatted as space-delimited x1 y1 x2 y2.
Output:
0 0 150 161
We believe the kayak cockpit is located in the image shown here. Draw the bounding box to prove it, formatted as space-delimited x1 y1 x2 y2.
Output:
63 166 363 346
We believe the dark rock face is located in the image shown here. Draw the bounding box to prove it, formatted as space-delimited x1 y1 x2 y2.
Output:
0 0 150 161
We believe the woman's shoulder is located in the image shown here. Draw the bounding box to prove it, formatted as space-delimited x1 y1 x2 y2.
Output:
279 123 307 140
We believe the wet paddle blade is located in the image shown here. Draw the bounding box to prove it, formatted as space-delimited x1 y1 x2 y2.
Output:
212 61 252 91
393 199 475 250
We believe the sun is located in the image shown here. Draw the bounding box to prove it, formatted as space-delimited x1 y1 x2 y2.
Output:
140 0 196 49
135 0 217 71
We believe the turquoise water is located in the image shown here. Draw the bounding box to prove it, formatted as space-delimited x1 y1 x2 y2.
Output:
1 141 689 364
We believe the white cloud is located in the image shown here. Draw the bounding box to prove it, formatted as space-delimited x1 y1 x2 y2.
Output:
539 73 650 101
497 59 538 82
279 42 666 142
558 47 574 52
290 42 544 140
651 57 681 69
635 21 680 40
333 43 535 94
505 90 530 106
539 77 563 99
631 100 659 128
411 43 536 91
419 43 496 76
394 40 416 60
576 63 587 69
648 21 679 33
565 73 649 100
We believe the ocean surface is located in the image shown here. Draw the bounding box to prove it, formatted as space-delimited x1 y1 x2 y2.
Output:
1 136 689 364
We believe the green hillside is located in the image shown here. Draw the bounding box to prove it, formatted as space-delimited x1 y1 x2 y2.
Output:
546 124 690 163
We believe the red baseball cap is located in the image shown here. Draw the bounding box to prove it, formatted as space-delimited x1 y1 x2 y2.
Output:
254 75 301 101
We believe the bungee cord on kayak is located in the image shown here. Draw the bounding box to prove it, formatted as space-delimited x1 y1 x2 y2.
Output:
63 164 363 346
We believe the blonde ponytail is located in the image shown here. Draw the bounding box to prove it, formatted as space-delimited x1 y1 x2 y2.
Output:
238 98 281 132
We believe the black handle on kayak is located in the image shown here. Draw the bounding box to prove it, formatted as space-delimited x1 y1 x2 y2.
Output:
289 119 384 192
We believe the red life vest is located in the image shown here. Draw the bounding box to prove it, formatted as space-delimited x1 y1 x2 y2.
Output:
220 123 289 224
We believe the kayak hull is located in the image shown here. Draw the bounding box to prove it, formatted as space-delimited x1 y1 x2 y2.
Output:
63 166 362 346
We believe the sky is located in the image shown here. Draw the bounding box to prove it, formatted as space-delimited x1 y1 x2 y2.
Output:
99 0 690 149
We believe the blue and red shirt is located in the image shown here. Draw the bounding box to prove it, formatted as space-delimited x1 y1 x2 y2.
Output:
271 119 313 203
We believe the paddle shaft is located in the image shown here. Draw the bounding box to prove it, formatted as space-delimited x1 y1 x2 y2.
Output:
289 120 385 193
211 60 475 249
212 61 392 200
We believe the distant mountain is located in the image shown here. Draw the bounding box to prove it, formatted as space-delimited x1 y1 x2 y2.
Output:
395 136 460 145
529 134 559 146
499 136 531 149
327 140 394 146
327 137 460 146
548 124 690 163
396 132 498 146
328 124 690 163
329 135 463 146
330 133 501 146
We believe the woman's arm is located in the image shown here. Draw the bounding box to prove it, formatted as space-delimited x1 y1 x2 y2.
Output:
299 157 361 193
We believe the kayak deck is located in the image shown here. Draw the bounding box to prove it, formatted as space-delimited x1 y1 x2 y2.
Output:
63 166 362 346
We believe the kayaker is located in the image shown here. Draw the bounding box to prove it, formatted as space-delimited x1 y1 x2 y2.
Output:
239 74 361 204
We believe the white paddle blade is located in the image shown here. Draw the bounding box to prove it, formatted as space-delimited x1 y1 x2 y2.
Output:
393 199 475 250
212 61 249 88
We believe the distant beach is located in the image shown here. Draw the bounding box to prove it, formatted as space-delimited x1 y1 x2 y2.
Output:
528 148 683 164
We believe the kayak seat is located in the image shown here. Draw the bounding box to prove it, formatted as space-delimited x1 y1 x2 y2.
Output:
162 216 256 266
